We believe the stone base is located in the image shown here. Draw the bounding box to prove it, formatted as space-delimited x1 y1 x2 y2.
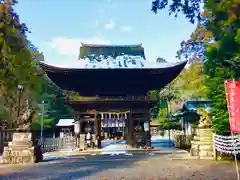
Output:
190 128 214 159
2 132 43 164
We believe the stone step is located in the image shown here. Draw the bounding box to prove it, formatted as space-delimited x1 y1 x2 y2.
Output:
199 137 212 140
193 136 213 141
191 140 212 144
193 136 199 141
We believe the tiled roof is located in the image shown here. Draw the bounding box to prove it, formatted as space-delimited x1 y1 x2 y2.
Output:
79 43 145 59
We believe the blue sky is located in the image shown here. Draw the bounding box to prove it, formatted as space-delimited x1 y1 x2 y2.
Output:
15 0 196 67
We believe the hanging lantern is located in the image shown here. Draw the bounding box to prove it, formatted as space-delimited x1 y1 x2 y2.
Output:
125 112 127 119
109 113 111 120
117 113 120 120
101 113 104 120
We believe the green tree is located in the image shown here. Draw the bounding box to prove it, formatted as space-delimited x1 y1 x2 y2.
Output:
151 0 240 133
0 0 72 132
0 0 42 129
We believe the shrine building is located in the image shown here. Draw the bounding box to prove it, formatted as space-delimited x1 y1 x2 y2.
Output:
39 43 187 148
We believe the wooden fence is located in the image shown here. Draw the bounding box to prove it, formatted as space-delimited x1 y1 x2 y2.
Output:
0 130 13 154
40 136 77 153
0 130 77 154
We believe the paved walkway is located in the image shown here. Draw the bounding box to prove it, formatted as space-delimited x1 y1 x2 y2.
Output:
0 154 238 179
41 147 188 159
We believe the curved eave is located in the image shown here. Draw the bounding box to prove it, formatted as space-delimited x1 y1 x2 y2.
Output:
39 61 187 95
39 61 187 72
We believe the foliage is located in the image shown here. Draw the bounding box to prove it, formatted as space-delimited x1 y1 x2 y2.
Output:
197 1 240 133
0 1 72 132
0 0 41 128
151 0 202 23
150 59 207 122
177 23 211 62
151 0 240 133
155 60 207 102
157 106 181 129
31 115 54 132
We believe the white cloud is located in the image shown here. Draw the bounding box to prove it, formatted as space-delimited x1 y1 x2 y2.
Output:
50 37 109 56
104 20 115 29
120 25 132 32
95 20 99 27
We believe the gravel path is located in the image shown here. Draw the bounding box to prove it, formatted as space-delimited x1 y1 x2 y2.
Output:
0 154 238 180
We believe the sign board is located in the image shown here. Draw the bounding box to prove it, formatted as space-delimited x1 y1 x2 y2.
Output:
144 122 149 132
12 133 32 142
225 80 240 133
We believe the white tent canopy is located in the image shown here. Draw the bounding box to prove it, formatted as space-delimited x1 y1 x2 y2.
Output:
56 119 74 126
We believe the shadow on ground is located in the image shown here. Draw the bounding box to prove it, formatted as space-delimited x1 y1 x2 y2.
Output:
0 154 159 179
0 154 239 179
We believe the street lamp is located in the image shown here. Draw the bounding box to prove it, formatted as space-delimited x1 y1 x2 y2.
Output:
40 100 44 143
17 84 24 117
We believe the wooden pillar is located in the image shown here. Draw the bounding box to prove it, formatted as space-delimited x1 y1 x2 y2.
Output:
94 112 98 135
147 108 152 147
95 112 101 149
126 111 133 146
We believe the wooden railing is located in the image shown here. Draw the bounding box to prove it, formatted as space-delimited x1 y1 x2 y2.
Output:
40 136 77 153
69 95 159 102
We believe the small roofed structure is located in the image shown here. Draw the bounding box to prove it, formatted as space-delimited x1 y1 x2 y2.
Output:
56 119 74 126
172 100 212 135
56 119 74 138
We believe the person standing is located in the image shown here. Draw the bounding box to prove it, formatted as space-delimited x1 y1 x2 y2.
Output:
86 132 91 148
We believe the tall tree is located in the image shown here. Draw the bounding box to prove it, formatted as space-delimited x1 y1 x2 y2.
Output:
151 0 240 133
0 0 73 133
0 0 41 129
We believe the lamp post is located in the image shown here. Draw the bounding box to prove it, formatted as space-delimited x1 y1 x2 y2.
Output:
167 85 173 147
17 84 24 118
40 100 44 143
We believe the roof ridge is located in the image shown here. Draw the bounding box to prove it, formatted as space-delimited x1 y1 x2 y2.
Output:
80 43 142 47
